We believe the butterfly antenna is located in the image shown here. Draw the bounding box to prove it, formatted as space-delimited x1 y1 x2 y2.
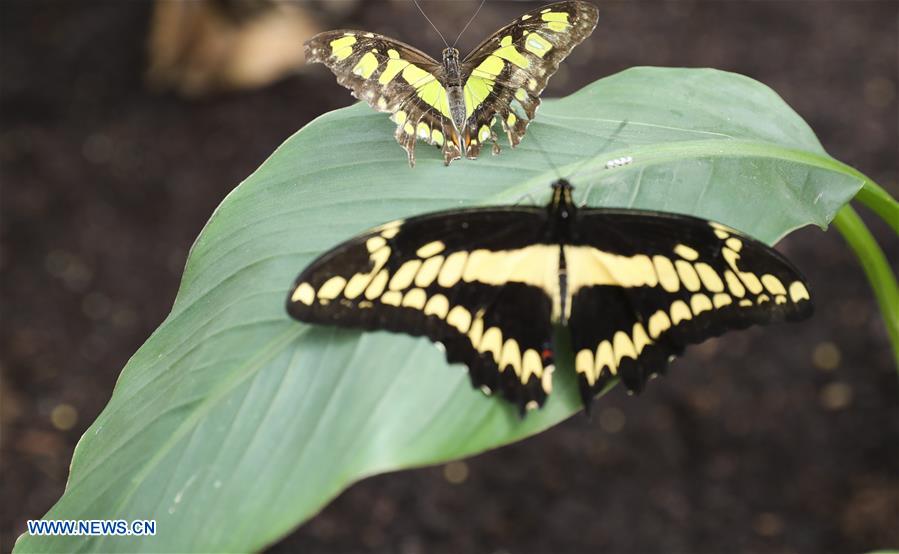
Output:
412 0 450 48
526 127 564 181
452 0 488 48
567 119 630 206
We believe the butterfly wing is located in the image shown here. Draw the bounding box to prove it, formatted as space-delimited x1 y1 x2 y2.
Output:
459 0 599 156
287 208 559 413
305 31 463 166
565 210 813 411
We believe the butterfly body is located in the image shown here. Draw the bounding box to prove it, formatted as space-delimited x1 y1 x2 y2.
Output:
287 180 813 415
304 1 600 166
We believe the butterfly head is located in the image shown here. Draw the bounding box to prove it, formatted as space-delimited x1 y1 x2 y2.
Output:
441 47 461 65
550 179 576 221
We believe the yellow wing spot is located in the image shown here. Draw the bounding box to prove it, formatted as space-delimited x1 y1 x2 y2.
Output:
710 221 734 235
775 295 787 304
376 97 387 110
648 310 671 339
739 271 764 295
540 364 553 394
352 52 378 79
403 122 415 135
416 241 445 258
541 11 570 32
416 122 430 140
431 128 444 146
540 7 552 13
757 294 770 304
424 294 450 318
690 293 713 315
317 276 346 300
670 300 692 324
674 244 699 260
653 255 680 293
725 237 743 252
515 88 528 102
575 349 595 385
789 281 810 302
464 72 497 118
714 229 729 239
507 113 518 126
478 125 491 142
566 249 659 293
343 272 374 299
739 299 753 307
613 331 637 365
499 339 522 377
675 260 701 291
479 327 503 364
388 259 421 291
364 269 389 300
713 293 732 308
528 77 538 90
415 255 444 287
468 315 485 347
462 246 558 289
522 13 533 20
695 262 724 292
596 340 615 377
381 227 400 239
724 269 745 297
381 291 402 306
761 274 786 295
379 49 409 85
392 110 407 125
438 251 467 287
495 35 530 68
329 35 356 61
402 288 427 309
366 236 386 252
522 348 543 382
470 138 479 147
632 322 652 354
525 33 553 57
446 305 472 333
291 282 315 305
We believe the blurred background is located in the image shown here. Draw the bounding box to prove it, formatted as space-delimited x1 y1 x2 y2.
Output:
1 0 896 552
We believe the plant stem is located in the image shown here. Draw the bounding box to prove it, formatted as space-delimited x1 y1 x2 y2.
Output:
832 205 899 369
855 180 899 236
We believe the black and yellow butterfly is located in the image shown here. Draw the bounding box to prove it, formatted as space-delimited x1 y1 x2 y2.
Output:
304 1 599 166
286 180 813 415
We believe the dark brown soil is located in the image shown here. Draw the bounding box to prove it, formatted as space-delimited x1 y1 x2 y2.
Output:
2 2 897 553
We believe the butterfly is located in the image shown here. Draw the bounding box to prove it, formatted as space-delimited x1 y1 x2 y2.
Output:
286 179 814 415
304 1 599 166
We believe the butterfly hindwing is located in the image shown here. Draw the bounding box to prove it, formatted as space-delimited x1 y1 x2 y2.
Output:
564 210 813 408
304 31 463 166
287 208 558 412
460 0 600 154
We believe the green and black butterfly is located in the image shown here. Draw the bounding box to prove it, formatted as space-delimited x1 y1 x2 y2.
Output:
304 1 599 166
287 180 813 415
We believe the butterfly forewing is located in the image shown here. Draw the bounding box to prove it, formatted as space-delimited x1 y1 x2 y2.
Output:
564 210 813 409
287 208 559 412
460 0 600 154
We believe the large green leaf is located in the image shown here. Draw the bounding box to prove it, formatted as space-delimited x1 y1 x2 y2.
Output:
16 68 863 553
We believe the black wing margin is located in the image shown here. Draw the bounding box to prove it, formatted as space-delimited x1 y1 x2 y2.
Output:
565 210 813 411
286 208 557 413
